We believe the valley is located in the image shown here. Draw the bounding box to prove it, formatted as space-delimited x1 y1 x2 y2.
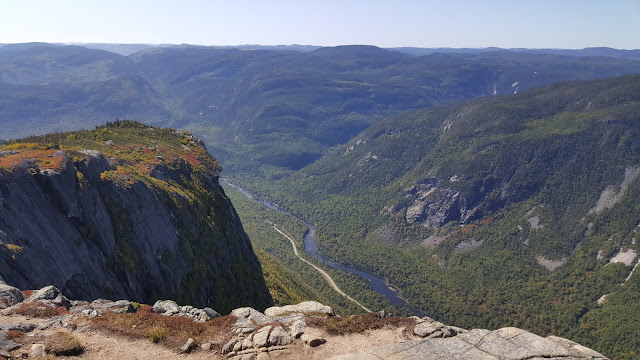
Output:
2 42 640 359
225 74 640 359
223 180 421 316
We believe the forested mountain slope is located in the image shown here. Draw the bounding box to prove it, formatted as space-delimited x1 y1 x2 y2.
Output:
245 75 640 359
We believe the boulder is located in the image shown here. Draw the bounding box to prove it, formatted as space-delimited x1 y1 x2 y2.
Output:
180 305 217 322
0 323 37 333
413 317 462 338
30 344 46 358
268 326 293 346
233 340 242 352
289 319 306 338
223 337 239 354
231 307 274 325
264 301 334 317
203 307 220 318
0 331 21 351
252 326 271 348
152 300 180 315
152 300 217 322
26 286 71 309
90 299 135 314
180 338 196 353
241 337 253 350
0 284 24 309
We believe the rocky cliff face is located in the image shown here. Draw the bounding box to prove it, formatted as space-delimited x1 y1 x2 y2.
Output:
400 176 500 228
0 123 273 314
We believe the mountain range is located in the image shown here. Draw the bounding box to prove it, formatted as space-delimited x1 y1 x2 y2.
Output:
2 42 640 359
3 42 640 175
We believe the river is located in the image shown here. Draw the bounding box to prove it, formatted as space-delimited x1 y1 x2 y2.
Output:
222 179 423 317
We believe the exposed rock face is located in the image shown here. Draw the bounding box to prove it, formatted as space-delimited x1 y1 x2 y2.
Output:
590 166 640 215
332 327 608 360
400 167 640 229
413 316 465 338
0 147 272 313
400 177 496 228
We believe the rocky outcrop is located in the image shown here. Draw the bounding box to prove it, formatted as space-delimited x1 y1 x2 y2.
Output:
0 284 24 309
401 178 484 227
151 299 220 322
0 137 272 313
395 176 502 228
412 316 466 338
264 301 335 317
0 287 609 360
332 327 608 360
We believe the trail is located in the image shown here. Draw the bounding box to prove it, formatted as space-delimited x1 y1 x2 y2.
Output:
270 223 372 313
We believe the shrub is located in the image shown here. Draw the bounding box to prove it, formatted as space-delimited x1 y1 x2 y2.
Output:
15 302 70 318
146 326 167 343
47 332 84 356
92 311 237 350
306 313 416 335
6 330 24 340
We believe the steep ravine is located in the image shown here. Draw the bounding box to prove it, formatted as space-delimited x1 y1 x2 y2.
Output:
0 124 273 314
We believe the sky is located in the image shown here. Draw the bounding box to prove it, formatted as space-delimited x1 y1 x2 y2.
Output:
1 0 639 49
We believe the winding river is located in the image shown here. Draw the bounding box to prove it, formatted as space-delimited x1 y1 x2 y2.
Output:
222 180 423 317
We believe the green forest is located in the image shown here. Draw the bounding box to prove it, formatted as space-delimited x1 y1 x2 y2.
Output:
227 75 640 359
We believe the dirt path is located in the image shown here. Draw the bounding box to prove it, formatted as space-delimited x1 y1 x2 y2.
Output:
271 224 372 313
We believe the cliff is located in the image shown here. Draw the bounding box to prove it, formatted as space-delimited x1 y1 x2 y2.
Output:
0 121 273 313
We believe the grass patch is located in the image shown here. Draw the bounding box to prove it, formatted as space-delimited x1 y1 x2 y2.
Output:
91 309 237 350
5 244 23 253
47 332 84 356
306 313 416 335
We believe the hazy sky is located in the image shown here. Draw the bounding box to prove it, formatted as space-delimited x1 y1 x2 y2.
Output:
1 0 639 49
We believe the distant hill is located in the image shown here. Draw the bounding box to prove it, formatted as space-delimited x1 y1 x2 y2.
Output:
390 46 640 59
65 43 640 59
78 43 161 56
2 43 640 176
